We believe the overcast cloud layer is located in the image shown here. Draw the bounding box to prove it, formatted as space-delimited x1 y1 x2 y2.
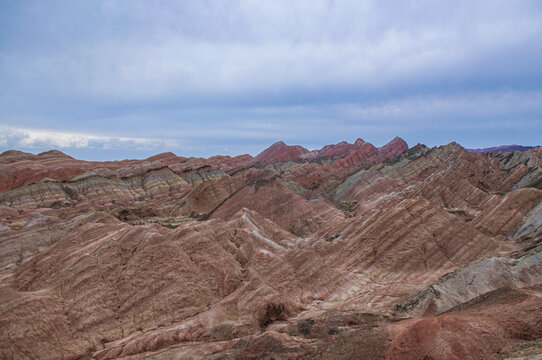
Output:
1 0 541 160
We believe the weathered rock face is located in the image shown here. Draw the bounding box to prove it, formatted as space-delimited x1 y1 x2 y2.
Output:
331 138 383 169
379 136 409 157
387 285 542 360
256 137 411 195
0 149 190 193
0 140 541 359
250 141 310 165
0 167 193 209
301 141 354 161
0 150 94 193
489 146 542 191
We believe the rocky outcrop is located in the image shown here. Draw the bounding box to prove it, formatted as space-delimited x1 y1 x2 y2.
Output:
331 138 384 169
488 146 542 190
250 141 310 165
270 137 410 195
394 253 542 318
0 150 95 193
379 136 409 157
0 149 190 193
0 167 192 209
301 141 353 161
386 286 542 360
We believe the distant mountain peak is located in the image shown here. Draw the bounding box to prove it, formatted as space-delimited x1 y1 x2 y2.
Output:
252 141 309 165
379 136 408 156
37 150 73 159
353 138 366 146
468 145 537 154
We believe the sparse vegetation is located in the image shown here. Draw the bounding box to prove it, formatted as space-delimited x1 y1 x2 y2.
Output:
258 303 286 329
337 201 357 212
297 318 315 335
325 234 340 242
526 177 542 189
189 211 209 221
60 185 79 200
15 246 24 267
46 200 66 209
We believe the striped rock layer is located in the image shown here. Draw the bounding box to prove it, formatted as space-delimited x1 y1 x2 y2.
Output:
1 138 542 360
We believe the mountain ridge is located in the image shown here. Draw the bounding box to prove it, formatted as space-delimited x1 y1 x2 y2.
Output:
468 144 538 153
1 137 541 359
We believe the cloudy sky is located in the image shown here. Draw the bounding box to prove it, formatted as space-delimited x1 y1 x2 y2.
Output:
1 0 541 160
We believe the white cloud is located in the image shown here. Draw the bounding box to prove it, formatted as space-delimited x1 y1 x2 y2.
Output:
1 1 542 158
5 1 542 101
334 90 542 125
0 126 181 152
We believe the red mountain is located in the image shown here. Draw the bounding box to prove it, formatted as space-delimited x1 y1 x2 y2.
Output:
1 138 541 359
250 141 310 165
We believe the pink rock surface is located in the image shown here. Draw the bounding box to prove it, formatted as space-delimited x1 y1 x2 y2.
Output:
0 139 541 359
250 141 310 165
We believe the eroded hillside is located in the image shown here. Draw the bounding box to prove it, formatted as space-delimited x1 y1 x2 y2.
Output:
1 138 541 359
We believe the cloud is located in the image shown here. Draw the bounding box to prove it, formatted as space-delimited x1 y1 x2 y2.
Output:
1 1 542 159
1 88 541 159
3 1 542 102
0 126 181 152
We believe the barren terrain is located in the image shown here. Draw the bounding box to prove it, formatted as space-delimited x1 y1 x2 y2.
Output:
1 138 541 359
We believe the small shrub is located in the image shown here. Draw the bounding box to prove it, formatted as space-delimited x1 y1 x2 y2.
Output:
526 177 542 189
297 318 315 335
60 185 79 200
447 209 466 216
117 209 130 221
189 211 209 221
258 303 286 329
325 235 339 242
47 200 65 209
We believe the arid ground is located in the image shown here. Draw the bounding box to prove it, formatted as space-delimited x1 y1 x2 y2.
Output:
1 138 541 359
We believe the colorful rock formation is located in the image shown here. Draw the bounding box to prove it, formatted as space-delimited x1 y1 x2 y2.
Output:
1 138 541 359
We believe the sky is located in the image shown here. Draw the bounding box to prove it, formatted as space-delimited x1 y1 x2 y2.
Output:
1 0 542 160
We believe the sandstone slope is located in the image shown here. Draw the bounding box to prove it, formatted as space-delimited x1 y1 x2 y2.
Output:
1 139 541 359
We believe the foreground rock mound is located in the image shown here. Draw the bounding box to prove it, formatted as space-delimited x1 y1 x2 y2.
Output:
1 138 541 359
